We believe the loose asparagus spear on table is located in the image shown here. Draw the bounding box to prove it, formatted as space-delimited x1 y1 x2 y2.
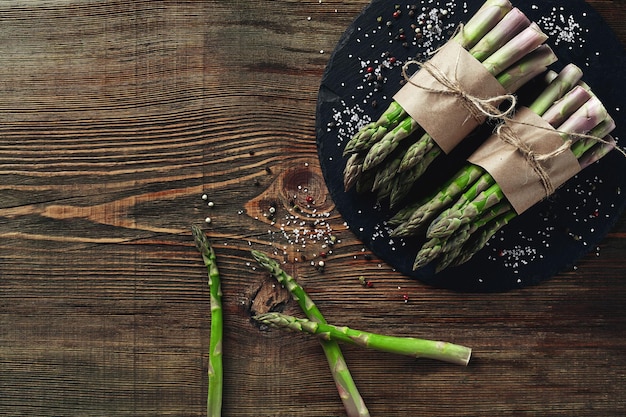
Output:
254 312 472 366
191 225 224 417
251 250 371 417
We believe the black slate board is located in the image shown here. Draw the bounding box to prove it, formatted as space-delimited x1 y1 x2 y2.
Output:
316 0 626 292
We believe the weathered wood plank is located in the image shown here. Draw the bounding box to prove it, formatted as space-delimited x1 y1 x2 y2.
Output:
0 1 624 416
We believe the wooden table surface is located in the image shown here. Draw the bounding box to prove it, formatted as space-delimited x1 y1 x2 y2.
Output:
1 1 625 416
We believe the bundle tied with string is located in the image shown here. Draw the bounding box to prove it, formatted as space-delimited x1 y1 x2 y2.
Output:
468 106 603 214
394 37 517 154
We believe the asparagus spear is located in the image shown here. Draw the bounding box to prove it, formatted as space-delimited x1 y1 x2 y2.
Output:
343 102 407 155
254 312 472 366
448 210 518 267
191 225 224 417
343 0 514 156
435 200 513 272
390 146 442 207
390 164 485 236
251 250 370 417
344 153 365 191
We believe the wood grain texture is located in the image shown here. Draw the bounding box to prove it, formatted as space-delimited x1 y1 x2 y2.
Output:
0 1 624 416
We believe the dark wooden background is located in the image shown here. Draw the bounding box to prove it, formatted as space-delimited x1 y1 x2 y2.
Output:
1 1 625 416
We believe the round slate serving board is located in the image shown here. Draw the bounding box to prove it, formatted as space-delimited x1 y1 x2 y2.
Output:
316 0 626 292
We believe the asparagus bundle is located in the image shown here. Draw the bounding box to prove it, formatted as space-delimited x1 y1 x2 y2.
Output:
391 64 585 238
395 65 617 271
445 136 616 269
191 225 224 417
255 312 472 366
343 0 559 208
251 250 370 417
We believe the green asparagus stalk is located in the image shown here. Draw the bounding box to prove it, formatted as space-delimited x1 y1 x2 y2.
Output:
390 146 442 207
448 210 518 267
390 164 485 236
254 312 472 366
344 153 365 191
493 44 557 93
576 135 617 168
435 201 513 271
372 156 403 201
191 225 223 417
454 0 515 49
251 250 370 417
413 200 512 271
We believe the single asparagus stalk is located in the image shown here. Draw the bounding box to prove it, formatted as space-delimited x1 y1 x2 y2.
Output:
576 135 617 168
343 102 407 155
570 117 616 159
251 250 370 417
527 64 584 115
344 153 365 192
390 146 442 208
494 44 557 93
481 23 548 77
191 225 223 417
556 96 608 139
454 0 514 49
541 86 592 128
254 312 472 366
371 150 405 195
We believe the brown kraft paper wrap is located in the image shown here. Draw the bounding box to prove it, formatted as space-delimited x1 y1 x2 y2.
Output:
468 107 582 214
393 39 508 154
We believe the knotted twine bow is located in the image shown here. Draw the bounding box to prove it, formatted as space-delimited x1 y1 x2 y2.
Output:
493 118 625 199
494 122 571 196
401 58 518 125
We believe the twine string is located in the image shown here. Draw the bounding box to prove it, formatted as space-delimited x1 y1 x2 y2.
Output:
494 123 573 196
401 51 517 124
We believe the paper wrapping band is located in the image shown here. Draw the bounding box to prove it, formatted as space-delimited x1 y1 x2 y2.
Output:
393 39 509 154
468 107 582 215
